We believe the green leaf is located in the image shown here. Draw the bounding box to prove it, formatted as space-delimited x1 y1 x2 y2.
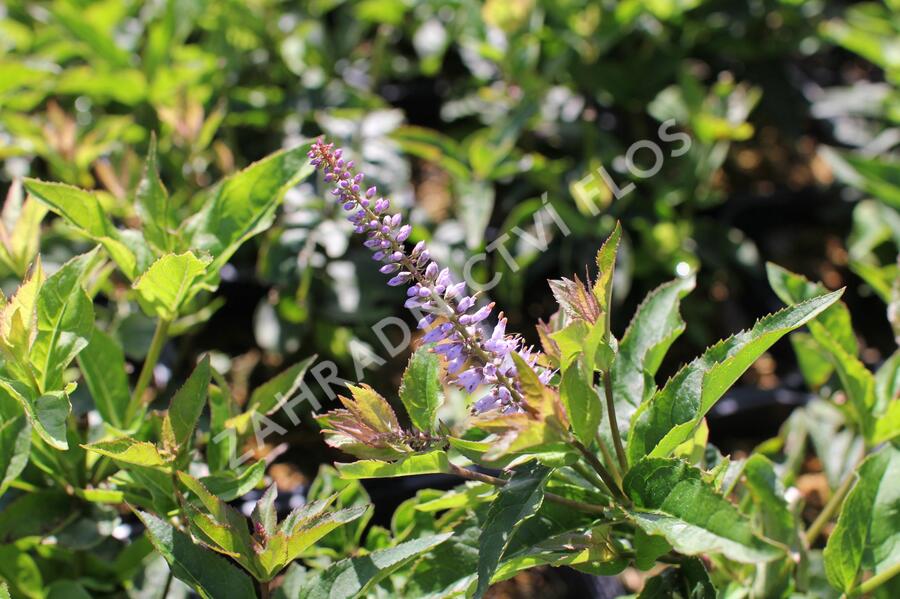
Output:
475 462 553 599
258 505 369 581
296 533 453 599
201 459 266 501
593 222 621 333
766 263 858 357
611 275 695 422
0 414 30 496
132 252 211 320
82 436 166 468
742 454 796 546
23 179 150 279
185 143 315 277
398 348 443 433
31 248 98 391
77 328 130 429
0 379 71 449
628 290 843 462
335 451 450 479
46 581 92 599
0 581 9 599
136 135 175 253
637 558 716 598
559 354 601 446
135 510 257 599
247 355 316 416
165 355 211 452
0 489 74 543
823 446 900 593
624 458 782 563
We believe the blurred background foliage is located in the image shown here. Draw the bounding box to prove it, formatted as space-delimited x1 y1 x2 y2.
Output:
0 0 898 459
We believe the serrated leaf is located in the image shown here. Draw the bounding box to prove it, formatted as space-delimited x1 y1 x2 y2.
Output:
475 462 553 599
0 414 30 496
24 179 150 279
77 327 130 428
132 252 211 320
296 533 453 599
559 354 601 446
823 446 900 593
398 348 443 433
594 222 621 324
253 484 279 537
624 458 782 563
0 379 70 449
248 355 316 416
165 355 211 452
335 451 450 479
628 290 843 462
136 135 175 253
185 143 315 278
611 275 695 423
258 505 369 580
766 262 858 356
135 510 257 599
31 248 98 392
82 436 166 467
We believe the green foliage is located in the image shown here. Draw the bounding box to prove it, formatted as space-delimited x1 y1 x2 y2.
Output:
823 446 900 594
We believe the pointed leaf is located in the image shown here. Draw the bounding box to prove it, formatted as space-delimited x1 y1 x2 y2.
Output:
0 379 70 449
132 252 211 320
398 348 443 433
624 458 782 563
166 355 211 452
628 291 843 462
475 463 553 599
559 354 601 446
31 248 98 391
335 451 450 479
0 414 30 495
185 143 315 277
823 446 900 593
296 533 453 599
136 135 175 252
135 511 257 599
611 275 695 425
77 328 130 428
23 179 150 279
82 436 166 467
248 355 316 416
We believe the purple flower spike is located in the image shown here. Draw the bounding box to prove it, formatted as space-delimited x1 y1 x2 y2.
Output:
307 138 551 413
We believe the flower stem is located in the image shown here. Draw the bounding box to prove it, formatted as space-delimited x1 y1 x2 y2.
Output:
127 318 171 422
601 370 628 474
447 463 610 516
804 465 857 546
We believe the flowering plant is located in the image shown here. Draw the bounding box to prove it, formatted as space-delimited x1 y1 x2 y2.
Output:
310 140 900 598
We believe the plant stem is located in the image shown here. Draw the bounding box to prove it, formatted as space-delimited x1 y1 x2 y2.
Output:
854 559 900 595
127 318 171 421
595 432 623 487
259 581 270 599
601 370 628 474
804 466 857 546
570 439 629 505
572 461 612 497
447 463 610 516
